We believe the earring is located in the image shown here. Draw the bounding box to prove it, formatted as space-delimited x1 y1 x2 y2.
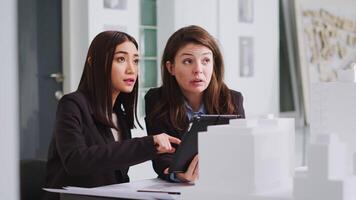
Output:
87 57 92 66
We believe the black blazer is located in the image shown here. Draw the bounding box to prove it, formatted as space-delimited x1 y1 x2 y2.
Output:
44 91 157 200
144 87 245 180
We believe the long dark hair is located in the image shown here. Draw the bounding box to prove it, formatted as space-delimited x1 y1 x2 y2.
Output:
149 25 237 131
78 31 141 129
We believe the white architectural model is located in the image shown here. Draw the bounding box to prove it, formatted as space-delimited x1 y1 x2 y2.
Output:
294 134 356 200
337 65 356 82
311 68 356 174
182 117 294 200
182 68 356 200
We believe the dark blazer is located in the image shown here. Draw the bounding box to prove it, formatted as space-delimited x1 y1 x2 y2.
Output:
144 87 245 180
44 91 157 200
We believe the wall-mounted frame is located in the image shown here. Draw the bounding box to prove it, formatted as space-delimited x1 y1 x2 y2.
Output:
87 0 139 44
238 0 254 23
239 36 254 77
103 0 127 10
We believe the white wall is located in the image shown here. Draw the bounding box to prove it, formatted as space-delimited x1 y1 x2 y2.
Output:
157 0 219 72
88 0 139 42
157 0 280 117
0 0 19 199
219 0 279 116
62 0 89 93
174 0 218 37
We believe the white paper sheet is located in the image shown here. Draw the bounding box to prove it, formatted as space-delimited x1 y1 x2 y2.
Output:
43 178 189 200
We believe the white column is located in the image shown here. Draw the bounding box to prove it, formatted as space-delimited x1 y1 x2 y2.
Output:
62 0 89 93
0 0 19 199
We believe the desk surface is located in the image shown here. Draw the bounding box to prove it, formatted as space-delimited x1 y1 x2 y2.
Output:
45 178 190 200
45 178 293 200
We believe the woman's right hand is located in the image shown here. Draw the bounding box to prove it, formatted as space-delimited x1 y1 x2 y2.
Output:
163 155 199 183
175 155 199 182
153 133 181 154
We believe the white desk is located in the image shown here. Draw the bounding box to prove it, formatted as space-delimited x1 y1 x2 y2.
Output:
45 178 294 200
45 178 191 200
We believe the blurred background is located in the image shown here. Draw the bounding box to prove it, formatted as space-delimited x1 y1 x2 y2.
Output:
1 0 356 199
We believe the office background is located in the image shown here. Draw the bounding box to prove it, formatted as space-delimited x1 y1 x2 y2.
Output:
1 0 356 199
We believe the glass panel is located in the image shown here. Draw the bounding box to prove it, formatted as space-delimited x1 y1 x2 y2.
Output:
140 29 157 57
140 0 156 26
138 88 149 118
140 60 157 88
19 0 62 159
279 0 295 112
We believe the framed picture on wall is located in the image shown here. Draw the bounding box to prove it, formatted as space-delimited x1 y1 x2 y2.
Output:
239 36 254 77
103 0 127 10
238 0 254 23
295 3 356 124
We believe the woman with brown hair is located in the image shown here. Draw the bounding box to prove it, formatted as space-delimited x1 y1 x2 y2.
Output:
44 31 180 200
145 25 245 183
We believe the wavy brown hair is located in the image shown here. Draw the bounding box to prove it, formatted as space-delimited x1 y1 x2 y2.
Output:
78 31 141 129
149 25 237 131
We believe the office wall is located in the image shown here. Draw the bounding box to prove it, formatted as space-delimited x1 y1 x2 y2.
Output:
219 0 279 117
173 0 218 37
0 0 19 199
88 0 139 42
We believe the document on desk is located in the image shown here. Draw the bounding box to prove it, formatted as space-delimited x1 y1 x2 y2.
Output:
43 178 188 200
44 187 174 200
137 181 193 194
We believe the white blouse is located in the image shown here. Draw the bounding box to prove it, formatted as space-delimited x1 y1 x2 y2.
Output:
110 113 121 142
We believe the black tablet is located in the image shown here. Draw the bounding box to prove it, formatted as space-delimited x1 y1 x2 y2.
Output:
168 114 238 173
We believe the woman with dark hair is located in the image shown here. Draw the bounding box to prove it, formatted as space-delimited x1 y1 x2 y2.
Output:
145 25 245 183
44 31 180 200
